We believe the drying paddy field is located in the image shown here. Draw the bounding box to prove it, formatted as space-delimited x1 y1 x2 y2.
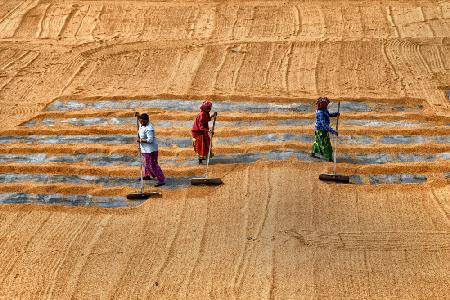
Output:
0 0 449 298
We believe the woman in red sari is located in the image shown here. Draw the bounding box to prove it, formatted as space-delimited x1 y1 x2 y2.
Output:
192 100 217 164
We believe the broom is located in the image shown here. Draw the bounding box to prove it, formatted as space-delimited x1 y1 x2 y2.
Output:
319 102 350 183
191 113 223 186
127 112 160 200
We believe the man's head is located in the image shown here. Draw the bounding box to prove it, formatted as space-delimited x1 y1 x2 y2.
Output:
316 97 329 109
200 100 212 112
139 113 149 126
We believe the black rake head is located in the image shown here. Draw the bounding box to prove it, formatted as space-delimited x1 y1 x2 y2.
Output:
319 174 350 184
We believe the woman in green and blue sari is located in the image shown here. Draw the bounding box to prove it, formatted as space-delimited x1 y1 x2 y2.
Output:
311 97 339 162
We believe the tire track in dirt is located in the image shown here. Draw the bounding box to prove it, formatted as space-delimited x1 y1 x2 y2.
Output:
0 1 26 25
89 4 104 39
0 211 51 289
1 36 446 130
74 214 153 298
282 43 294 94
420 44 447 73
1 50 29 70
146 197 187 296
38 4 72 39
211 46 230 94
0 211 23 242
262 43 275 89
75 4 101 40
231 46 247 94
0 0 41 38
285 230 450 251
386 6 401 38
108 208 153 298
59 59 91 95
233 166 276 298
164 49 182 94
430 188 450 223
14 51 40 71
57 4 78 39
381 40 404 95
3 2 450 43
110 190 190 298
230 167 250 298
148 196 210 298
43 216 92 298
180 195 210 299
60 214 112 299
171 47 206 95
35 3 51 39
292 5 302 37
6 214 92 298
419 6 436 38
63 4 89 40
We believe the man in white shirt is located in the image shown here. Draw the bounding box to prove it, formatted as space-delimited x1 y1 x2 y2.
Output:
137 113 165 187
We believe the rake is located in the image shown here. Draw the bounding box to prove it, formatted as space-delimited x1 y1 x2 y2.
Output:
319 102 350 183
191 113 223 186
127 112 160 200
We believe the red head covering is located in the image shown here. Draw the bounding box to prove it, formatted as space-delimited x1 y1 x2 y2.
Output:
316 97 329 109
200 100 212 111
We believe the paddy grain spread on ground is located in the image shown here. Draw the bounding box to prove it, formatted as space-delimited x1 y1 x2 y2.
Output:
0 1 449 298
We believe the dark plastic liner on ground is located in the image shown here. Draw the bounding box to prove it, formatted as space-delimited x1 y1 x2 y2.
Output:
3 133 448 146
0 172 430 208
368 174 427 184
343 120 424 127
0 173 191 190
0 192 143 208
46 99 423 113
0 135 191 146
0 151 448 167
21 117 428 128
0 134 315 146
348 174 428 184
22 118 280 128
349 175 364 184
0 170 430 208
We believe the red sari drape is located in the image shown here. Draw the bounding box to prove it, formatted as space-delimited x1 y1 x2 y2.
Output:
192 111 211 158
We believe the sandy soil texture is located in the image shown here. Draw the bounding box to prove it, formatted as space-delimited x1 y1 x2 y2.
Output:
0 162 449 299
0 0 449 298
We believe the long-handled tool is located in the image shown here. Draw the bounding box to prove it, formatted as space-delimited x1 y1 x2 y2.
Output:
319 102 350 183
127 112 160 200
191 113 223 186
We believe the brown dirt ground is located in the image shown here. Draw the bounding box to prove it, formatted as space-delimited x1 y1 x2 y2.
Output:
0 0 449 298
